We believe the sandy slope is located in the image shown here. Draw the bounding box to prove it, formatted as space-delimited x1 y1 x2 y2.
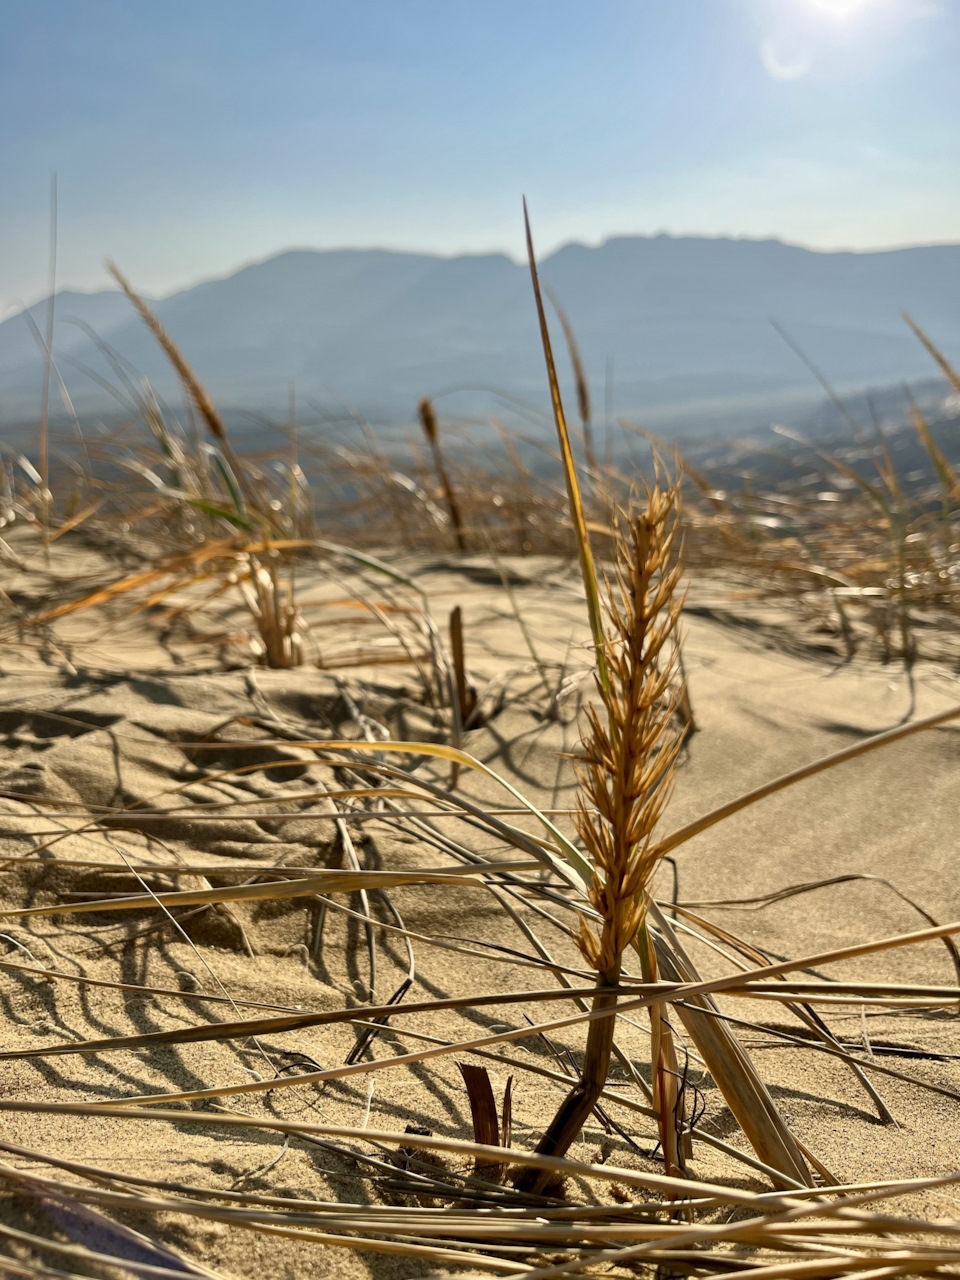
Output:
1 534 959 1276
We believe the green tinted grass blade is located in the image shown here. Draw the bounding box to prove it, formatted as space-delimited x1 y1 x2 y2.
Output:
122 463 258 531
177 495 257 531
203 445 247 521
314 540 426 596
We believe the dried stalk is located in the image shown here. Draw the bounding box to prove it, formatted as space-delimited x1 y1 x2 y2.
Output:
519 478 687 1187
39 173 57 564
546 286 597 474
107 262 265 520
418 397 467 553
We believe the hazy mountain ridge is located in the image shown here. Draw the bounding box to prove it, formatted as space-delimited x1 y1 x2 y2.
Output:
1 235 958 433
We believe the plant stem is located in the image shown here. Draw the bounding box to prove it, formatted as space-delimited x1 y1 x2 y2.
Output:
516 945 621 1195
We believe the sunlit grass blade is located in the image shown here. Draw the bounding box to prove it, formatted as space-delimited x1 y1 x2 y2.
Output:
523 199 608 693
904 311 960 395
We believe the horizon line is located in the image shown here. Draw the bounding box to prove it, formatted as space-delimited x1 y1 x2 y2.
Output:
10 228 960 311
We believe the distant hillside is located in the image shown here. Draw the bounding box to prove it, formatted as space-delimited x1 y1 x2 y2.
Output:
1 235 958 435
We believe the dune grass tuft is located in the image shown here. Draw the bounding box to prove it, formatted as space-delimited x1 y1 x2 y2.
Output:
4 211 960 1279
519 478 687 1188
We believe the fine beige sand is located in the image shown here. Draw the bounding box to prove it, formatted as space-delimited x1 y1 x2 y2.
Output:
1 530 959 1276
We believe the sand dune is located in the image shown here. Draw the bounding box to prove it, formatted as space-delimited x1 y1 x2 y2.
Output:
1 534 959 1276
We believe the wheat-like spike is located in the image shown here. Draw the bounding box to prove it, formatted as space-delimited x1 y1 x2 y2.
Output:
418 397 467 553
518 471 686 1191
107 261 269 523
108 262 228 443
574 478 685 973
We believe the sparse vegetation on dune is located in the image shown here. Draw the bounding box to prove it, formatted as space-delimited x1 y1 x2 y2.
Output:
2 219 960 1278
7 284 960 672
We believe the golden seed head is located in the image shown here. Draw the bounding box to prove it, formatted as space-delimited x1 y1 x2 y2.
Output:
572 472 686 974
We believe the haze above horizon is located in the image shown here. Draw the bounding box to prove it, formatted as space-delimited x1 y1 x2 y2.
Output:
3 0 958 308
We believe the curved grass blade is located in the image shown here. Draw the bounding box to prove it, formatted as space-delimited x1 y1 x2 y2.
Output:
659 702 960 857
0 865 496 921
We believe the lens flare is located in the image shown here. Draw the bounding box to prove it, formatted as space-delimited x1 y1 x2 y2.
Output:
809 0 873 18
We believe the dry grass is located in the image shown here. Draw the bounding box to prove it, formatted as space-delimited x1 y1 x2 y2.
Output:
518 479 690 1191
674 325 960 670
1 229 960 1279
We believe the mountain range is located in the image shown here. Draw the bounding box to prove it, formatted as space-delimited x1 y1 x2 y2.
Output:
2 234 958 438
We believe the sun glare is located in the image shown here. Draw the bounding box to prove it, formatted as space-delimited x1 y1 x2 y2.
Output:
809 0 874 18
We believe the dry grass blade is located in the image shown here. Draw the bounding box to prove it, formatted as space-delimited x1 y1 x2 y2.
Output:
418 396 467 552
0 866 494 922
38 174 57 563
520 228 820 1191
9 206 960 1280
457 1063 504 1169
30 538 242 622
0 984 635 1063
181 734 594 884
545 285 596 472
0 956 306 1012
520 476 692 1187
674 870 960 986
903 312 960 396
659 701 960 856
0 1162 221 1280
523 199 608 688
108 264 235 457
907 391 960 564
0 1101 836 1203
449 604 477 729
648 903 824 1188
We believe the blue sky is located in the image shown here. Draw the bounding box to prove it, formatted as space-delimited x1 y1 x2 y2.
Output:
1 0 957 305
